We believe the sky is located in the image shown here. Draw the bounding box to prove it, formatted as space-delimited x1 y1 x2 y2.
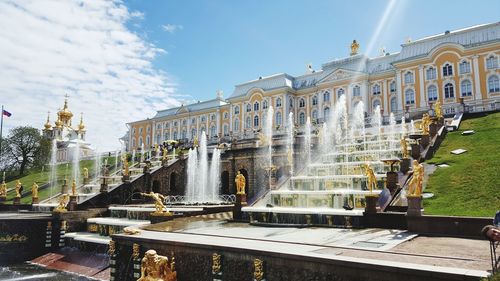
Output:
0 0 498 151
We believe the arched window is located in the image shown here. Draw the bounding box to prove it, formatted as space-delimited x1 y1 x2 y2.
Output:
324 107 330 122
337 88 345 98
312 95 318 105
156 134 161 144
200 116 205 122
426 67 436 80
289 98 293 108
246 117 251 129
210 126 216 137
254 101 260 111
253 115 259 127
459 61 471 74
191 128 197 139
276 111 282 126
146 136 150 146
488 75 500 93
233 118 240 132
276 98 282 107
390 97 397 112
444 83 454 99
182 119 187 126
442 63 453 77
390 81 396 93
173 131 178 140
223 124 229 136
211 114 216 121
299 112 305 125
404 72 414 84
427 85 438 101
263 100 268 109
373 99 381 110
461 80 472 97
299 98 305 108
164 132 169 141
246 103 251 112
352 86 360 97
323 91 330 102
405 89 415 105
223 112 228 119
132 138 136 147
181 130 186 139
191 118 196 124
312 110 318 121
486 56 498 69
372 84 381 95
139 137 143 146
234 105 240 114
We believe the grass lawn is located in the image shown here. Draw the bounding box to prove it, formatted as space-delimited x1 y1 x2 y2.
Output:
424 112 500 217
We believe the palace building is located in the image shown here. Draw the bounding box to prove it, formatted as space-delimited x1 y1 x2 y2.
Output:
125 22 500 151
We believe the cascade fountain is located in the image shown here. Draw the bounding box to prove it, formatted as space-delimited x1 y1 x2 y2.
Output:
94 149 101 179
131 149 136 166
72 138 81 185
305 116 312 172
263 106 274 187
287 113 294 176
49 139 58 198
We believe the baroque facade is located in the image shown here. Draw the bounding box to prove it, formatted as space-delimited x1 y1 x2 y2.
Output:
125 22 500 151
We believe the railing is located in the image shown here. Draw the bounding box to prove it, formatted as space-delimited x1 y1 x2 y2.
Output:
164 194 236 204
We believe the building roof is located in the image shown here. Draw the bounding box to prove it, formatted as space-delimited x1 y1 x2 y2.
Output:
230 73 294 99
153 98 228 119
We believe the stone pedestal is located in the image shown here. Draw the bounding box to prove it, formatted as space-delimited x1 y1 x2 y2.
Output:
13 197 21 205
411 143 421 160
386 172 398 195
233 194 247 221
68 195 78 211
429 123 438 138
83 177 90 185
420 134 430 147
400 158 411 174
438 117 444 127
406 195 423 216
364 194 379 214
121 175 130 183
61 182 68 194
32 197 39 204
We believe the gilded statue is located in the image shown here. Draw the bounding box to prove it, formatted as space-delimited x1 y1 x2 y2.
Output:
434 101 442 119
108 240 116 256
71 179 77 196
83 167 89 179
421 113 431 135
15 180 22 198
162 148 168 161
408 160 424 196
235 171 246 195
212 253 221 274
0 180 7 197
254 258 264 281
54 194 69 212
363 163 377 193
140 192 170 215
138 249 177 281
350 39 360 56
400 138 409 158
132 243 141 259
123 227 141 235
193 136 198 147
31 182 39 198
123 158 130 176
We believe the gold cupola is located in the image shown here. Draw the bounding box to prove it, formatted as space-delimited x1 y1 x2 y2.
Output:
78 113 86 131
57 95 73 125
43 112 52 130
54 113 63 128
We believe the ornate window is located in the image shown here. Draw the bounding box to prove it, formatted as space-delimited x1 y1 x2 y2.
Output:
182 119 187 126
234 105 240 114
426 67 436 80
352 86 360 97
442 63 453 77
276 98 282 107
234 118 240 132
299 112 306 125
201 116 206 122
146 126 150 133
390 97 397 112
139 127 143 134
324 107 330 121
404 72 414 84
486 56 498 69
253 101 260 111
459 61 471 74
373 99 381 110
223 112 228 119
427 85 438 101
263 100 268 110
312 95 318 106
181 130 186 139
337 88 345 98
323 91 330 102
139 137 143 146
390 81 396 93
276 111 282 126
191 118 196 124
174 121 178 126
405 89 415 105
246 116 251 128
211 114 216 121
488 75 500 93
460 80 472 97
246 103 251 112
191 129 197 139
210 126 216 137
289 98 293 108
372 84 381 95
253 115 259 127
223 124 229 136
173 131 178 140
132 138 136 147
156 134 161 144
299 98 305 108
444 83 455 99
164 132 170 140
312 110 318 121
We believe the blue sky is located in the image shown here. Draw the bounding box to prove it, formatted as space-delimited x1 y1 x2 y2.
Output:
124 0 500 102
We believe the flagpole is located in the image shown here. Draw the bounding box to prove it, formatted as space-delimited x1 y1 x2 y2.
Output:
0 105 3 157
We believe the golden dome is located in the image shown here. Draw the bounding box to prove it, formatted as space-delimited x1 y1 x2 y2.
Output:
55 115 63 128
78 113 86 131
44 112 52 130
57 97 73 123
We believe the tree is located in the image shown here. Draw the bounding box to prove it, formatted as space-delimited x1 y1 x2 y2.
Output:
3 126 50 176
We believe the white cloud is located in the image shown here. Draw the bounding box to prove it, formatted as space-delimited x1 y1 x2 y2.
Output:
161 24 183 33
0 0 183 152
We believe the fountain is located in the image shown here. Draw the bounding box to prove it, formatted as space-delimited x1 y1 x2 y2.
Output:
48 139 58 198
305 116 311 172
287 113 294 176
71 138 80 185
263 106 275 188
94 149 101 179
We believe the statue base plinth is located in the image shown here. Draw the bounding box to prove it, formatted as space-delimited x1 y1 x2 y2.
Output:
83 178 90 185
364 194 379 214
411 144 421 160
162 160 168 166
233 194 247 220
407 195 423 216
32 197 39 204
61 184 68 194
68 195 78 211
150 211 173 217
100 184 108 193
420 134 430 147
438 117 444 127
0 196 6 202
429 123 438 137
386 172 398 195
400 158 411 174
121 175 130 183
13 197 21 205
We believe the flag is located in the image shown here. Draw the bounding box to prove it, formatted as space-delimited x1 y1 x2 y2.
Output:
2 110 11 117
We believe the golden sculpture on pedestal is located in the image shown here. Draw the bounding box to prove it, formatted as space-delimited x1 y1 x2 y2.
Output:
434 101 442 119
15 180 22 198
138 249 177 281
400 138 409 158
350 39 360 56
235 171 246 195
212 253 221 274
254 258 264 281
407 160 424 196
0 180 6 197
31 182 39 199
421 113 431 135
54 194 69 212
83 167 89 179
162 148 168 161
123 158 130 177
363 163 377 193
140 192 171 215
71 179 77 196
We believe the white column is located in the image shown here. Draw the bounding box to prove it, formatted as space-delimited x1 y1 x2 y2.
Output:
396 71 403 112
418 65 425 108
472 55 482 100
